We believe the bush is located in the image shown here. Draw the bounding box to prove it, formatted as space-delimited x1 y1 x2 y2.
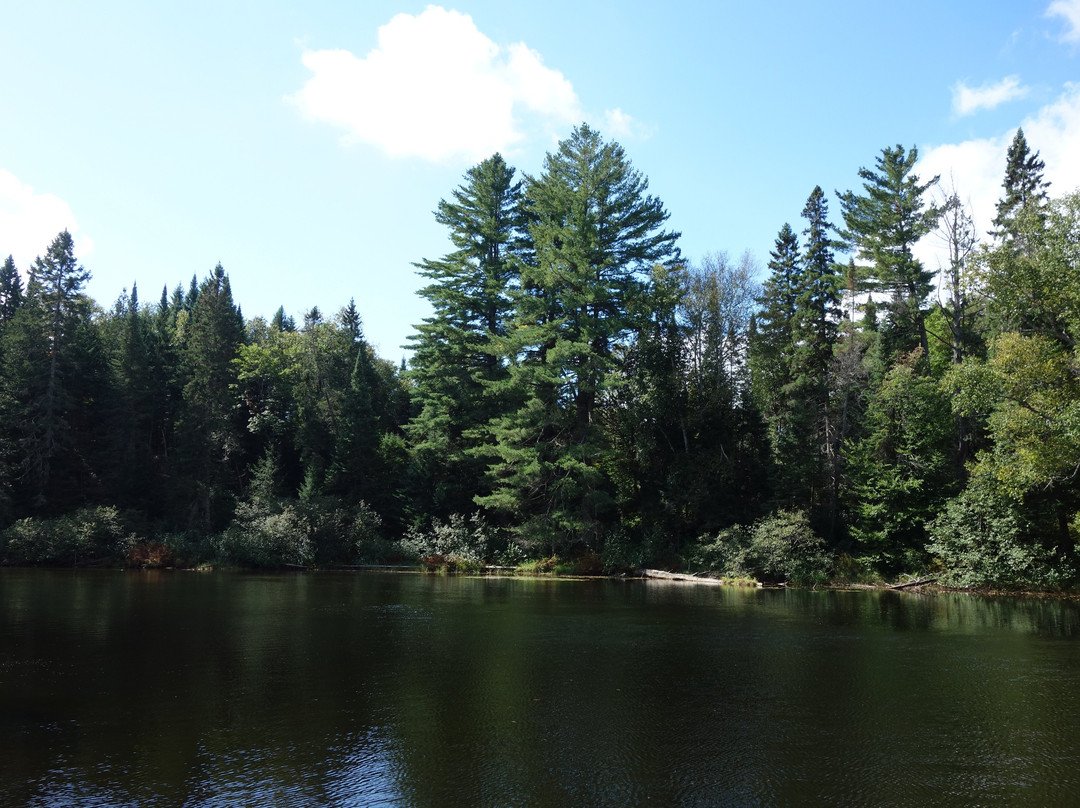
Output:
354 501 400 563
125 542 175 568
600 526 671 572
927 487 1073 590
685 525 752 575
0 506 135 565
744 510 831 585
684 511 830 585
400 512 504 566
218 501 315 568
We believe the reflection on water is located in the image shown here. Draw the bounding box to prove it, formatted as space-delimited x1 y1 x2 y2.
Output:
2 570 1080 807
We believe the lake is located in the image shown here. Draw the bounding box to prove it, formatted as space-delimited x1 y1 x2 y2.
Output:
2 569 1080 807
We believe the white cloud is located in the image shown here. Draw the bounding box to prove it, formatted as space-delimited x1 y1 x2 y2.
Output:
288 6 583 162
602 107 655 141
1047 0 1080 43
0 169 92 274
951 75 1028 117
916 82 1080 273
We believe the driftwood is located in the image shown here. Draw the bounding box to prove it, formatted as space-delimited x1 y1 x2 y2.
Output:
888 575 938 590
641 569 732 586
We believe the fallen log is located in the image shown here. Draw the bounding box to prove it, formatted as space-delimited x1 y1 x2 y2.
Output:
641 569 730 585
888 575 938 590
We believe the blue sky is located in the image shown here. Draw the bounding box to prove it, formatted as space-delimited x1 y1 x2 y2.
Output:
3 1 1080 358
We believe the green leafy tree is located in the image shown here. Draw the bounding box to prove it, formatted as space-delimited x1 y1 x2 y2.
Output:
847 350 956 568
977 183 1080 349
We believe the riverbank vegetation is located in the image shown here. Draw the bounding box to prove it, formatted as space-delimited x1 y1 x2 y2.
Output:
2 125 1078 590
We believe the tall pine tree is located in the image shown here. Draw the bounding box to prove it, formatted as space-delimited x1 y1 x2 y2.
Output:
477 125 679 549
839 145 939 357
407 153 527 520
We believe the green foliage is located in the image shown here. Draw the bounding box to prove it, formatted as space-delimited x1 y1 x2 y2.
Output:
685 525 752 575
839 145 940 355
686 511 830 585
407 154 525 521
743 510 831 585
847 351 956 565
352 500 396 564
927 485 1073 590
948 332 1080 499
976 191 1080 345
477 124 679 548
991 127 1050 248
0 255 23 327
399 512 507 565
0 506 134 565
218 500 315 568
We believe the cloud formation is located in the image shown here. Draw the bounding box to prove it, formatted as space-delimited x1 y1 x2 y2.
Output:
917 83 1080 273
0 169 91 274
951 75 1028 117
289 6 583 162
1047 0 1080 42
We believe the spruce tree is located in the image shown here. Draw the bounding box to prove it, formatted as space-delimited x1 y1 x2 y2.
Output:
24 232 97 508
0 255 23 328
991 127 1050 248
177 264 246 530
796 186 840 380
751 223 801 421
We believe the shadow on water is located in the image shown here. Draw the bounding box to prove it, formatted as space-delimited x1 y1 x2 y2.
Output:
2 569 1080 807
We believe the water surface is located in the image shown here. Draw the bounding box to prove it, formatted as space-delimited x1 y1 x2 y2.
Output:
2 569 1079 806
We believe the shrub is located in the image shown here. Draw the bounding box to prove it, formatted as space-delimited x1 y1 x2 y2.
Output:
126 542 175 568
400 513 503 566
684 511 830 585
685 525 752 575
0 506 135 565
926 487 1073 590
218 501 315 568
744 510 830 585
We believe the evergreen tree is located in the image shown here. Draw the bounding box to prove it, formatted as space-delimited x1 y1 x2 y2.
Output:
104 283 163 511
271 305 296 332
0 255 24 327
797 186 843 529
752 191 842 524
328 343 383 506
796 186 841 382
23 232 100 508
751 223 801 423
477 125 679 549
407 153 527 520
839 145 940 356
991 127 1050 248
339 298 362 346
176 263 246 530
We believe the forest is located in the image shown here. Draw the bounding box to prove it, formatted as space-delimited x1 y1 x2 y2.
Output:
1 123 1078 590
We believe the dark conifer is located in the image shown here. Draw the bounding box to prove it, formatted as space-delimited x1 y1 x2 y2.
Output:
990 127 1050 249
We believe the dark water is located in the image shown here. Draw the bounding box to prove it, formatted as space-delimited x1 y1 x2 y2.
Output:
2 571 1080 807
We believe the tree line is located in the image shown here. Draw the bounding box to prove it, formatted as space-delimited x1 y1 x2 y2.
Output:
1 124 1077 588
